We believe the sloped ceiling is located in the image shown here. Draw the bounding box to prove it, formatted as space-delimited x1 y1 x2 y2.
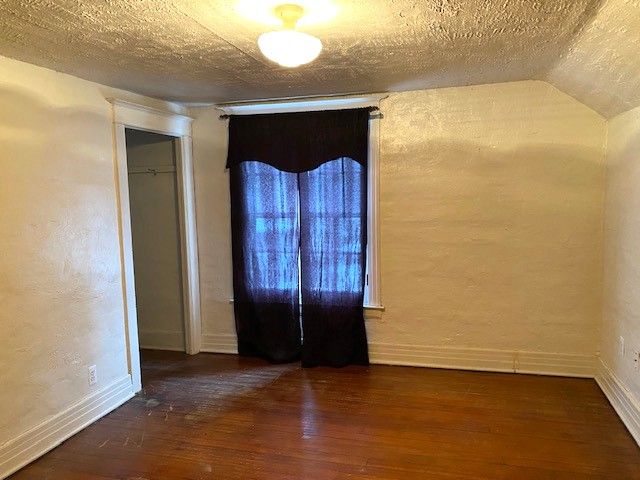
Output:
547 0 640 118
0 0 637 117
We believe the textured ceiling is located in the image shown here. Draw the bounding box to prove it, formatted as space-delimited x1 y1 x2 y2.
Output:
547 0 640 117
0 0 637 117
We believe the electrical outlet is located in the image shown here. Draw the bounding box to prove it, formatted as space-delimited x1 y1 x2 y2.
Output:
88 365 98 386
620 336 625 357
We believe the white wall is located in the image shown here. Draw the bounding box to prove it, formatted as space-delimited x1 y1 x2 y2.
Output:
0 55 183 470
190 107 236 351
601 106 640 399
127 138 185 351
191 80 608 375
370 81 606 373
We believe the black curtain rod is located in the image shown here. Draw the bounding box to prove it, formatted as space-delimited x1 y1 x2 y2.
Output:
219 106 382 120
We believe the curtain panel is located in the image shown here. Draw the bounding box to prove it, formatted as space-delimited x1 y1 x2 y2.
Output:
228 108 371 367
230 162 301 363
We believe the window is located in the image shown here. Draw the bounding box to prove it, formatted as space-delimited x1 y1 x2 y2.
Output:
223 95 383 309
239 162 299 295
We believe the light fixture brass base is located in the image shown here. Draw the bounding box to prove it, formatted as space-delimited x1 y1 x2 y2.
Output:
275 4 305 29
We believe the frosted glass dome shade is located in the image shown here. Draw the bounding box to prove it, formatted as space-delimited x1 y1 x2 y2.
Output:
258 30 322 68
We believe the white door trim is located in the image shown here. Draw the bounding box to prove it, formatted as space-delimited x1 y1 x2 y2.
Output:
108 99 201 392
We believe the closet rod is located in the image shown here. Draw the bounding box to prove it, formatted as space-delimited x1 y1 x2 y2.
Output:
128 167 176 176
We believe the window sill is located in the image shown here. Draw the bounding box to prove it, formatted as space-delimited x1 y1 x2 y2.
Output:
363 304 385 311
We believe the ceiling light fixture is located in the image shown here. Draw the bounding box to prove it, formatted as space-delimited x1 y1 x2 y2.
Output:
257 4 323 68
236 0 337 27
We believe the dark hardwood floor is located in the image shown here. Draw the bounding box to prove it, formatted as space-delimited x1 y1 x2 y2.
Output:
10 350 640 479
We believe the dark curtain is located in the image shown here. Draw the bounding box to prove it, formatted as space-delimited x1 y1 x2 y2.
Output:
227 109 369 172
299 159 369 367
230 161 301 363
228 108 371 367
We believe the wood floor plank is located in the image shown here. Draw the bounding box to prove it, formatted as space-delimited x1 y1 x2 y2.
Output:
9 350 640 479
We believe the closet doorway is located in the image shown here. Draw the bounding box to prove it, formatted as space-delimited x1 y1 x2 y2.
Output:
125 130 185 352
110 100 201 392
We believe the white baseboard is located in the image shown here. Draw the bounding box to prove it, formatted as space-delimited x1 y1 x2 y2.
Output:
596 359 640 446
369 343 514 373
514 350 596 377
200 333 594 378
138 330 185 352
0 375 134 479
369 343 595 377
201 333 238 354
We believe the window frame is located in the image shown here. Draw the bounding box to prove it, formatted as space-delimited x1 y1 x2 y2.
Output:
220 94 385 310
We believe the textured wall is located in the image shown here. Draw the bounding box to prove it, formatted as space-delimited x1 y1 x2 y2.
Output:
370 81 606 355
602 106 640 399
192 80 607 360
190 107 236 344
0 55 181 444
127 139 185 351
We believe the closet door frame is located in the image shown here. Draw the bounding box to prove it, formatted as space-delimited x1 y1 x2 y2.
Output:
108 99 201 392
